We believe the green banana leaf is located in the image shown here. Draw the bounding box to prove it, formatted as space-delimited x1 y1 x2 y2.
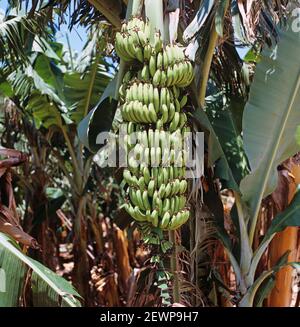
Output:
193 103 239 191
206 92 249 185
247 189 300 287
240 25 300 227
0 233 81 307
77 76 118 152
240 251 291 307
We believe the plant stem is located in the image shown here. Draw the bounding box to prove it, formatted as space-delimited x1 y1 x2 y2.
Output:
61 126 82 191
169 230 180 303
198 23 218 107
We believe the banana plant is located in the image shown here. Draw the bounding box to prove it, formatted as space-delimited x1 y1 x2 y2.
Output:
213 24 300 306
0 32 112 301
75 0 300 307
5 0 298 307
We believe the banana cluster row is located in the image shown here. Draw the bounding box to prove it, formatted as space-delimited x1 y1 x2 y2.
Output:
124 165 186 189
123 124 190 149
122 101 187 130
120 81 188 129
115 18 194 88
121 82 187 110
124 201 190 230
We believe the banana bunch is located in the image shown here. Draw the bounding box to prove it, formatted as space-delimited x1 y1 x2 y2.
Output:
120 80 189 130
116 17 194 231
149 44 194 88
115 17 150 62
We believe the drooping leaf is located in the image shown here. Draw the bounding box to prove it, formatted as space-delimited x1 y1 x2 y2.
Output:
193 102 239 191
0 10 45 63
240 25 300 227
77 76 118 152
265 189 300 238
0 233 81 307
206 92 249 184
64 62 112 123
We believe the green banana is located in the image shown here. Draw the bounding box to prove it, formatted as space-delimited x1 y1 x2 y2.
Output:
156 146 162 165
141 66 150 82
152 190 159 210
148 103 157 122
157 52 163 70
180 95 188 108
162 167 169 185
158 183 166 198
160 70 167 87
153 87 160 112
170 197 175 215
150 147 156 167
142 190 151 210
143 166 151 184
148 179 155 197
168 102 176 122
166 66 174 87
175 98 181 112
141 130 148 148
163 50 169 69
179 179 188 194
123 169 133 186
144 44 152 61
136 46 144 62
149 54 156 77
169 112 180 132
144 147 150 166
179 112 187 129
148 129 154 148
160 211 171 229
138 83 143 102
156 119 163 130
137 29 147 46
153 69 161 87
150 209 159 227
134 206 148 222
129 188 139 207
162 198 170 214
138 176 146 191
148 84 154 103
161 104 169 124
142 83 149 104
154 31 162 53
164 182 172 198
136 189 145 210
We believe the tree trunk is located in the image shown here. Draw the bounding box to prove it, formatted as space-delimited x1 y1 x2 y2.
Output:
268 162 300 307
72 196 90 304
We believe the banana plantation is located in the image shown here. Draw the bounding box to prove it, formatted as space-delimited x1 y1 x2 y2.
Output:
0 0 299 308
